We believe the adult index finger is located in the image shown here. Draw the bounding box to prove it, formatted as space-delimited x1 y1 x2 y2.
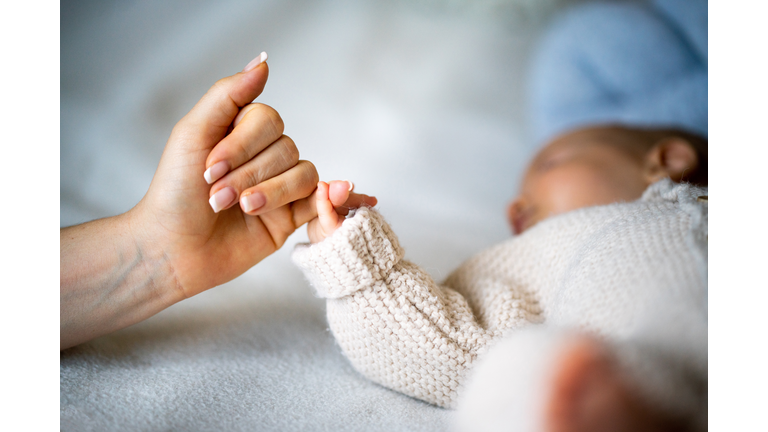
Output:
240 160 319 216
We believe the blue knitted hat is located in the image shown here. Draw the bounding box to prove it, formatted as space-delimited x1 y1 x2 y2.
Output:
528 0 708 145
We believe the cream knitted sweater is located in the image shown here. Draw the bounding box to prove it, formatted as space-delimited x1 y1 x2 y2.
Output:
292 179 708 411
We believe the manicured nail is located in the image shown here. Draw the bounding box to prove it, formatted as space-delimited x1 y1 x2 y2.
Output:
204 161 230 184
209 187 237 213
241 191 267 213
243 51 268 72
344 180 354 191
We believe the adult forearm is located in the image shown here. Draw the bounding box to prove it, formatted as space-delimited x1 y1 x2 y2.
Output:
60 212 183 350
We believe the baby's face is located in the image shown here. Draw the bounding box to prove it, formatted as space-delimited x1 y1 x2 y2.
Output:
508 128 650 235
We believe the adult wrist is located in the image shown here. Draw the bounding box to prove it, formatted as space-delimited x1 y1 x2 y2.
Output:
123 206 187 309
60 208 187 349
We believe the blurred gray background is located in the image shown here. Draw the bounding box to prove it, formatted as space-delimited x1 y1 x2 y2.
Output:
60 0 568 271
60 1 573 430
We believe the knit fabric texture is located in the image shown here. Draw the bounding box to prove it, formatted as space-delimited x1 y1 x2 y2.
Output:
292 179 708 410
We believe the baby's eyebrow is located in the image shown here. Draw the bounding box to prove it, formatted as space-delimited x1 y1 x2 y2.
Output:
535 147 564 163
533 148 554 163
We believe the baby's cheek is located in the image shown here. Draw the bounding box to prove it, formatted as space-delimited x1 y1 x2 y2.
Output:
538 167 613 216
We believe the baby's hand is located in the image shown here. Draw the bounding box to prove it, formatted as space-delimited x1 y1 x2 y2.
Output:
307 180 377 243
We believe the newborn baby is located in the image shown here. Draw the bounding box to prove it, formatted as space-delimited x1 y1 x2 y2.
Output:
294 125 708 431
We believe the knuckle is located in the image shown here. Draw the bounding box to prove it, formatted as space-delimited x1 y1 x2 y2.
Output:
210 78 230 99
242 104 284 139
299 160 320 188
211 78 227 92
278 178 291 199
279 136 300 165
241 165 261 188
235 139 251 162
259 104 285 136
246 104 284 135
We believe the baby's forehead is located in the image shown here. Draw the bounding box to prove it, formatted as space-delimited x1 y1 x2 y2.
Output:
535 127 641 158
531 130 594 160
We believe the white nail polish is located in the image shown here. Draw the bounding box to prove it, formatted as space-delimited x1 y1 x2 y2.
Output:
240 191 266 213
209 187 237 213
243 51 268 72
209 195 221 213
204 161 229 184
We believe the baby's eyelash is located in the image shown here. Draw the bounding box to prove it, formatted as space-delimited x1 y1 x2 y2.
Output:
537 159 559 171
537 151 572 171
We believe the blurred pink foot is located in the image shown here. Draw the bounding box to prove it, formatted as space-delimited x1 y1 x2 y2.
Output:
546 337 690 432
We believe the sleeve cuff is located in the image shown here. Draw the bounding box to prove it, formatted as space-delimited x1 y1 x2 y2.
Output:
292 206 404 298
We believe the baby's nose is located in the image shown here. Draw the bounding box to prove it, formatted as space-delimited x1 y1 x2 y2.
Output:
506 198 526 235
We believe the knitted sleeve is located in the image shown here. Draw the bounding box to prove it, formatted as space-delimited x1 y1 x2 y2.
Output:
292 207 510 408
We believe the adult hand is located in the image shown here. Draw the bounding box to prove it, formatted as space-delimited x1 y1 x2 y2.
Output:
130 52 320 299
61 53 375 349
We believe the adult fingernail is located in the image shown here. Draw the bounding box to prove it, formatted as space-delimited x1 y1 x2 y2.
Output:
204 161 230 184
241 191 267 213
243 51 268 72
209 187 237 213
344 180 354 191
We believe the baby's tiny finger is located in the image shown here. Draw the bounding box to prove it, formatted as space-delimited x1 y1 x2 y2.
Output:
316 182 340 236
327 180 377 210
328 180 353 208
342 192 378 210
291 189 377 228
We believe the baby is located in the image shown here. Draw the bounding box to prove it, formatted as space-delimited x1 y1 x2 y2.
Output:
294 125 708 431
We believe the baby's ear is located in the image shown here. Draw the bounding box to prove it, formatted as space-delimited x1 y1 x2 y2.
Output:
643 137 699 184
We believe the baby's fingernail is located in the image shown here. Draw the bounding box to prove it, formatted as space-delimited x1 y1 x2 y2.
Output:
241 191 267 213
209 187 237 213
344 180 354 192
204 161 229 184
243 51 268 72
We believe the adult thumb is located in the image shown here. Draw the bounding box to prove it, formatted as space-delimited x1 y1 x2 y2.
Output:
175 52 270 152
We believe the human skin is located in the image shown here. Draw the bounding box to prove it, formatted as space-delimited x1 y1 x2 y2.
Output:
506 126 702 235
305 126 704 430
508 127 704 429
307 181 377 244
310 126 702 243
546 337 691 432
60 54 375 350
